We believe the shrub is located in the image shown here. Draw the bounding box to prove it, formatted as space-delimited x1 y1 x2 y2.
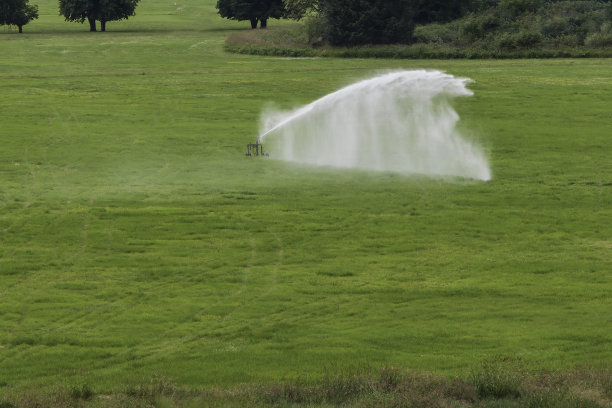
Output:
585 22 612 46
516 30 542 47
550 33 581 47
320 368 373 404
413 22 460 44
541 18 573 38
496 32 517 49
460 13 501 41
499 0 542 18
470 357 526 399
304 14 327 45
320 0 414 46
489 19 547 49
70 384 94 400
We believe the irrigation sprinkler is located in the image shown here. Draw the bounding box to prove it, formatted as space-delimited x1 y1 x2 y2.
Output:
245 138 268 157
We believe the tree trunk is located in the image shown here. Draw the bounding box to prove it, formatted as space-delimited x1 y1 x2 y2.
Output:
88 17 97 32
260 18 267 28
18 25 23 33
250 18 257 29
101 21 106 32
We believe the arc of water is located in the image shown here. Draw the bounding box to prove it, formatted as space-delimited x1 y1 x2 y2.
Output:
258 104 315 142
258 70 491 181
258 72 407 141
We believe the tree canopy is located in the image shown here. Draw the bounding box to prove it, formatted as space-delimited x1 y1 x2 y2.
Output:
319 0 417 46
216 0 285 28
282 0 318 20
58 0 140 31
0 0 38 32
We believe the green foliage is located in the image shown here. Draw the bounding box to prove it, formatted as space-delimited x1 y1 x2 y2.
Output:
498 0 542 18
496 30 542 49
70 384 94 400
319 0 416 45
413 22 461 43
264 0 612 48
58 0 140 31
423 0 611 49
0 0 38 32
541 18 574 38
471 358 525 399
585 21 612 46
460 13 501 41
282 0 318 20
303 13 326 44
216 0 285 28
414 0 474 23
98 0 140 27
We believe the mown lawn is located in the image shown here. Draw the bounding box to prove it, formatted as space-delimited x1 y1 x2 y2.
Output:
1 0 611 398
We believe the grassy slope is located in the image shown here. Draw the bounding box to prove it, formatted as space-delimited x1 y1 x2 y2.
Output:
1 0 611 394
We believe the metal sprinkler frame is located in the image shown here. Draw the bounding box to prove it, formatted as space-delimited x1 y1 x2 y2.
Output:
245 139 268 157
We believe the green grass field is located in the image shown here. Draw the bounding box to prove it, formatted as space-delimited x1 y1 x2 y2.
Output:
1 0 611 402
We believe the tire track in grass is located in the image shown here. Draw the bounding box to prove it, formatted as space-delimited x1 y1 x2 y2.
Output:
261 230 283 297
73 230 259 367
221 229 283 320
233 235 256 298
0 148 40 236
103 228 285 368
61 196 93 266
44 223 281 372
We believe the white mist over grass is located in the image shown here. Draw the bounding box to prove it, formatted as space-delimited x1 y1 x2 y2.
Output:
259 70 491 181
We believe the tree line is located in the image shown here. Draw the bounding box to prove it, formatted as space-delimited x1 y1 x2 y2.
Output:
216 0 489 43
217 0 612 46
0 0 140 32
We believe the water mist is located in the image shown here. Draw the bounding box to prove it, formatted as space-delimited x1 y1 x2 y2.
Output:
259 70 491 181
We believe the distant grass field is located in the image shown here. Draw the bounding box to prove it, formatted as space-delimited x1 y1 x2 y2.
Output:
1 0 611 401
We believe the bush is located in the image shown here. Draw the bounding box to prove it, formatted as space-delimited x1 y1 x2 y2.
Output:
71 384 94 400
541 18 573 38
460 13 502 41
516 30 542 47
499 0 542 18
585 22 612 46
320 0 414 46
304 14 327 45
470 357 526 399
496 32 517 49
413 22 460 44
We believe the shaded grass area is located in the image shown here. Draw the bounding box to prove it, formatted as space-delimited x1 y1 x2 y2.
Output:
2 361 612 407
225 25 612 59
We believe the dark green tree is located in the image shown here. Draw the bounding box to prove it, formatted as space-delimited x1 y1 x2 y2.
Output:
282 0 318 20
414 0 473 24
59 0 97 31
98 0 139 31
59 0 139 31
216 0 285 28
320 0 417 45
0 0 38 33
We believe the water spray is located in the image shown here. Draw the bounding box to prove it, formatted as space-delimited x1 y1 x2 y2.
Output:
255 70 491 181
